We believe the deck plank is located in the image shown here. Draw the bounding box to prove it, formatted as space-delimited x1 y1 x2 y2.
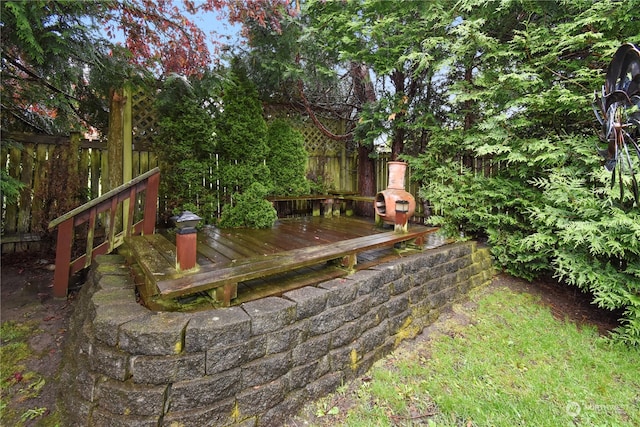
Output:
126 234 179 281
195 241 231 265
246 227 306 251
199 228 259 260
275 219 363 244
270 221 325 248
212 228 274 257
221 228 288 254
313 217 378 236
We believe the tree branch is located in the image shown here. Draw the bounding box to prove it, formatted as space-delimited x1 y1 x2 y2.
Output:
3 53 80 102
297 80 353 141
1 103 52 134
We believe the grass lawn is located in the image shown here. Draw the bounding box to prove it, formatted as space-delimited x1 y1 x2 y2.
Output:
0 320 58 426
291 286 640 426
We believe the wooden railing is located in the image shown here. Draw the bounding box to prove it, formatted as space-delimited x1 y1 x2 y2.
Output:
48 167 160 298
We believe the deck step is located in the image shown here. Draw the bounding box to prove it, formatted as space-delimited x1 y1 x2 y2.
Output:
125 234 181 280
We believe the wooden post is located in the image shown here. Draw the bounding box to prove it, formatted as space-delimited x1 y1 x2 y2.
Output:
107 88 125 191
32 143 48 248
67 132 83 218
52 218 74 298
215 283 238 307
107 87 126 235
123 85 133 230
324 199 333 218
17 144 34 252
142 171 159 235
4 146 21 253
341 253 357 270
68 132 80 186
176 232 197 271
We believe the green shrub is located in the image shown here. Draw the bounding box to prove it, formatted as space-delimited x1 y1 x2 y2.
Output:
219 182 277 229
266 119 310 196
405 2 640 346
411 131 640 348
524 166 640 346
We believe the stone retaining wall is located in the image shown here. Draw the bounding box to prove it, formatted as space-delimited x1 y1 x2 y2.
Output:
59 241 493 426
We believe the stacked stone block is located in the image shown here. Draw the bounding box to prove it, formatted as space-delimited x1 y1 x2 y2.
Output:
58 242 493 426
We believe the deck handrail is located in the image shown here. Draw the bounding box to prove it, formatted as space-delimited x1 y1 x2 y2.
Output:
48 167 160 297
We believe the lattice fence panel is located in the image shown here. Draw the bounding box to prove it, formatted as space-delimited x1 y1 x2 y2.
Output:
131 87 159 150
264 105 347 155
131 94 348 156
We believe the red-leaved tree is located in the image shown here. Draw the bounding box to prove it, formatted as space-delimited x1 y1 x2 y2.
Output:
103 0 297 76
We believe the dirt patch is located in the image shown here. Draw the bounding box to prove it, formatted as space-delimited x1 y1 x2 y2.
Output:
489 273 621 335
0 253 621 425
1 253 75 425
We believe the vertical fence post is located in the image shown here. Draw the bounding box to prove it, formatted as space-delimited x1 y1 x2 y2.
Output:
52 218 73 298
123 85 133 231
107 87 125 237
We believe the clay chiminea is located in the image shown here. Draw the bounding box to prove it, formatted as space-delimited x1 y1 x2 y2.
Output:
374 161 416 227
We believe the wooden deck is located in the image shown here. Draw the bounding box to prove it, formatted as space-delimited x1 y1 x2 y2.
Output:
122 216 447 311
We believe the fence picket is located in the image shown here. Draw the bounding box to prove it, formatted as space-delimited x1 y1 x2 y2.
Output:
88 148 99 198
17 144 35 252
32 143 49 241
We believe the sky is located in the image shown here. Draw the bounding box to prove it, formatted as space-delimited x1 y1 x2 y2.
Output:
186 7 243 52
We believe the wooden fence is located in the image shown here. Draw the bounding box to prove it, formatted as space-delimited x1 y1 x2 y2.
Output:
1 131 428 254
1 132 158 254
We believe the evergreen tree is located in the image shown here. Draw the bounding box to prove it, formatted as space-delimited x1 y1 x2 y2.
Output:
266 119 310 196
407 0 640 345
216 60 277 228
216 60 270 195
154 74 217 223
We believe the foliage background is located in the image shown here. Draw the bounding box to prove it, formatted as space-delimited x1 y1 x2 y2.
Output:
154 62 309 229
399 0 640 346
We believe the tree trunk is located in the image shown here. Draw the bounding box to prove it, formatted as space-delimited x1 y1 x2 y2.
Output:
390 69 406 160
356 144 376 217
462 64 475 169
350 62 377 217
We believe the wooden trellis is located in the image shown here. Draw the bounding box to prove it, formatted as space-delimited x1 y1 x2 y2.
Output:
128 91 349 155
262 104 350 156
131 86 159 151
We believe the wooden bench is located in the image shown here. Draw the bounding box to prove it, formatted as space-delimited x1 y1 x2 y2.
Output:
268 194 376 218
126 227 436 307
268 195 338 217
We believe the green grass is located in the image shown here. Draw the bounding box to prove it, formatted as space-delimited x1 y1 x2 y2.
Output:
0 320 58 426
295 288 640 426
